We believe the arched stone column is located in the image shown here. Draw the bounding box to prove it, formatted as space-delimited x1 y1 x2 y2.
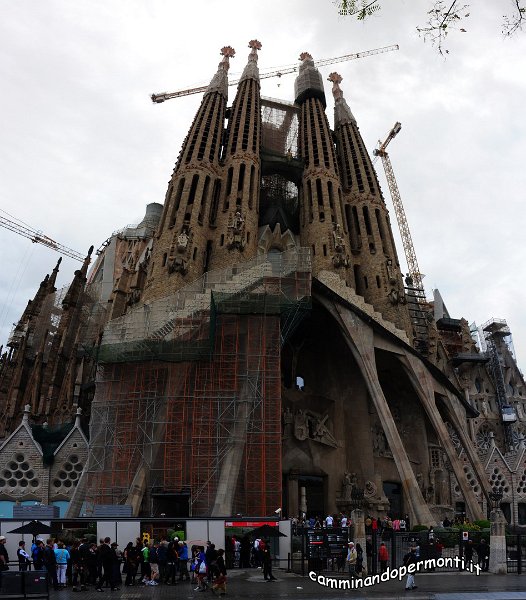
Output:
399 353 487 520
317 294 434 526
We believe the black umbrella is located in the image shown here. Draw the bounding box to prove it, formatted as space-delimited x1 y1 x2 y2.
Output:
8 520 55 536
249 524 287 538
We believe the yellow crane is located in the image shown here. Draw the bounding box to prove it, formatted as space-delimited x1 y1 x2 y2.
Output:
151 44 399 103
374 122 425 295
0 209 85 262
374 123 432 355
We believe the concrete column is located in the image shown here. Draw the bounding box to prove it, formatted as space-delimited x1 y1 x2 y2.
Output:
287 471 299 519
318 296 434 526
351 508 366 551
489 508 507 574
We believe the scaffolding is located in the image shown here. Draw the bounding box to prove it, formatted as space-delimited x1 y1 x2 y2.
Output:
482 318 514 450
82 249 311 516
261 96 300 157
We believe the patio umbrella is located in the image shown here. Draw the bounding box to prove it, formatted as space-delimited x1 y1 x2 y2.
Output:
249 524 287 538
8 520 55 537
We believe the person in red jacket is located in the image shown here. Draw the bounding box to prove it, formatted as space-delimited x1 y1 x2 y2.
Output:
378 542 389 573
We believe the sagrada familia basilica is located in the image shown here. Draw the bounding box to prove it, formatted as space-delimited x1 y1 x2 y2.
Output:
1 41 525 526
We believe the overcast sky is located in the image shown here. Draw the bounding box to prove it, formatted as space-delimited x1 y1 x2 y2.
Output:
1 1 525 371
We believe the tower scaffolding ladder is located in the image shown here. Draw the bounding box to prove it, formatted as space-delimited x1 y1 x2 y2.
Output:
482 318 515 451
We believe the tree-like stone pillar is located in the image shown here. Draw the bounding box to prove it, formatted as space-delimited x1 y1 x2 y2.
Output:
317 296 434 526
489 508 507 574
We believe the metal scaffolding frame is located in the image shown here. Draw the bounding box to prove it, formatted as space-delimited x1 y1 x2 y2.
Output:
81 250 311 516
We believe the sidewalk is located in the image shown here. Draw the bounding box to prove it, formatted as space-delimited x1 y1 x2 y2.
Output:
39 569 526 600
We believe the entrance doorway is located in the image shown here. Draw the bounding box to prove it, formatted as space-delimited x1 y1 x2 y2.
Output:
298 475 325 518
383 481 403 517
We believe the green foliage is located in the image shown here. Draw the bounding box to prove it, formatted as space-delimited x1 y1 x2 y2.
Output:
473 519 490 529
337 0 381 19
451 522 481 532
166 529 185 541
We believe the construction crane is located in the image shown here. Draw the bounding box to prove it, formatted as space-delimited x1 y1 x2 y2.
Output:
151 44 399 103
0 210 85 262
374 123 430 354
374 122 424 293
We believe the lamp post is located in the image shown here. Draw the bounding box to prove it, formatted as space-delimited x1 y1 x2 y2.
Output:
489 490 503 513
488 489 507 574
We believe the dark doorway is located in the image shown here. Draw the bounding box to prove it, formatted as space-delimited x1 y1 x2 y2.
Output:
455 502 466 521
298 475 325 518
383 481 403 517
151 493 190 517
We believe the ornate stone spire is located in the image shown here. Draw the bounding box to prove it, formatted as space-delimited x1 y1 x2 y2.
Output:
206 45 236 99
239 39 261 84
48 257 62 289
22 403 31 424
328 72 356 126
294 51 326 107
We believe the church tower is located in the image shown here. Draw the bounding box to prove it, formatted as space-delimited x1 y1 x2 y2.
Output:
143 46 235 302
209 40 262 270
329 73 412 335
294 54 351 285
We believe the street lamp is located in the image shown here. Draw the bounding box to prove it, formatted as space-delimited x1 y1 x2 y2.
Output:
489 490 503 511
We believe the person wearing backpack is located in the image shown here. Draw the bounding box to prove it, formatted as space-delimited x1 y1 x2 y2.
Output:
44 539 58 590
32 540 45 570
124 542 138 586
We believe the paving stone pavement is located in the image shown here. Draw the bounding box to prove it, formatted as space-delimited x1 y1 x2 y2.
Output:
36 570 526 600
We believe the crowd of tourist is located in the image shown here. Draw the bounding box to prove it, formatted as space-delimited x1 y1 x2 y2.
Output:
0 535 233 595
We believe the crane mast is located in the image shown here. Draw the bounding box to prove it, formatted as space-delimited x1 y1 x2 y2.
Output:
151 44 399 103
374 122 424 293
374 122 430 355
0 212 85 262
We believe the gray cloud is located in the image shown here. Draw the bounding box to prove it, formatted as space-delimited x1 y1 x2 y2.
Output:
1 0 525 368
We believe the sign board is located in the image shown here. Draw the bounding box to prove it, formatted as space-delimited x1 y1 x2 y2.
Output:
462 531 469 541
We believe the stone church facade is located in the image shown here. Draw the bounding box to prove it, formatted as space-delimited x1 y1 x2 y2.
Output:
0 41 525 525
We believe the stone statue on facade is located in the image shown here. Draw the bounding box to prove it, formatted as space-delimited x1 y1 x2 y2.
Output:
168 226 192 275
294 409 308 441
227 209 246 250
283 406 293 439
342 471 353 501
331 222 349 268
292 408 338 447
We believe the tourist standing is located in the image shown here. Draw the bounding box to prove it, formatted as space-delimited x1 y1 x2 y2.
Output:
478 539 490 572
378 541 389 573
346 542 357 577
54 542 70 588
178 541 190 581
44 539 58 590
261 539 276 581
17 541 31 571
403 546 417 590
212 549 227 596
0 536 9 584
